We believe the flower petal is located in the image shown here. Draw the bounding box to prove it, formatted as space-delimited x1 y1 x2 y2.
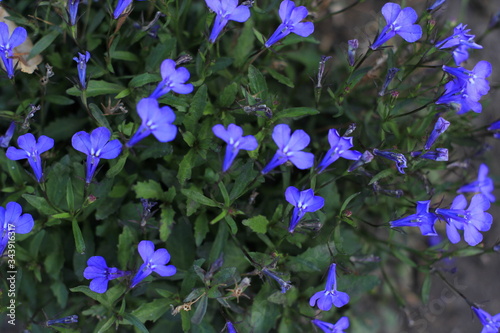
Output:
138 240 155 262
153 264 177 277
72 131 92 155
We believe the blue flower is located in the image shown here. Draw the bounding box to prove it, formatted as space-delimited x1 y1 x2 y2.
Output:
0 22 27 79
411 148 448 161
72 127 122 183
264 0 314 48
6 133 54 182
131 240 177 288
436 79 482 114
424 117 450 150
379 67 400 96
0 202 34 256
46 315 78 326
436 24 482 65
372 149 407 174
0 122 15 148
458 164 495 202
205 0 251 43
371 2 422 50
488 120 500 139
347 39 358 66
67 0 80 26
317 129 361 173
262 124 314 174
311 317 350 333
225 321 238 333
113 0 146 19
442 61 492 102
427 0 446 12
73 51 90 90
472 306 500 333
389 200 438 236
309 263 350 310
348 150 374 172
436 194 492 246
149 59 194 99
285 186 324 233
126 98 177 148
212 124 258 172
261 268 292 293
83 256 130 293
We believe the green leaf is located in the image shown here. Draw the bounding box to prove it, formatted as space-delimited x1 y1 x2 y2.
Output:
131 298 172 323
218 182 230 206
66 80 125 97
184 84 207 132
339 192 361 214
368 169 395 185
274 107 319 120
106 151 129 178
22 194 59 215
177 149 196 184
218 82 238 108
66 178 74 212
29 29 60 59
242 215 269 234
194 214 209 247
88 103 111 130
224 215 238 234
112 51 140 62
117 226 135 268
44 115 86 141
133 180 164 200
122 313 149 333
181 187 219 207
160 208 175 242
267 68 294 88
129 73 161 88
45 95 75 105
72 219 86 254
50 281 68 308
191 295 208 325
234 19 255 67
248 65 268 100
97 317 116 333
421 273 431 304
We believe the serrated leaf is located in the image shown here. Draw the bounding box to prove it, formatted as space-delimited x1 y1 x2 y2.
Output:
242 215 268 234
184 84 207 132
133 180 164 200
181 187 219 207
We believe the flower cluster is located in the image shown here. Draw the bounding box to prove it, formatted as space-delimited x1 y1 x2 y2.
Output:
436 23 482 65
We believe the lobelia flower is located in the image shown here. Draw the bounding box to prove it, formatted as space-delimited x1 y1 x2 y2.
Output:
264 0 314 48
67 0 80 26
488 120 500 139
262 124 314 174
72 127 122 183
212 124 258 172
435 79 482 114
309 263 350 310
370 2 422 50
285 186 324 233
442 61 492 102
205 0 251 43
427 0 446 12
83 256 130 293
311 317 350 333
379 67 400 96
261 268 292 293
471 306 500 333
317 129 362 173
389 200 438 236
457 163 495 202
113 0 146 19
347 39 358 66
73 51 90 90
0 202 34 256
225 321 238 333
411 148 448 161
436 24 482 65
46 315 78 326
0 22 28 79
6 133 54 182
149 59 193 99
131 240 177 288
372 149 407 174
126 98 177 148
425 117 450 150
436 194 492 246
348 150 374 172
0 122 15 148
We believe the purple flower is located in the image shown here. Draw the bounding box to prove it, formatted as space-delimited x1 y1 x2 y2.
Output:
0 122 15 148
131 240 177 288
113 0 146 19
0 22 27 79
73 51 90 90
347 39 358 66
348 150 374 172
126 98 177 148
311 317 350 333
317 129 361 173
436 194 492 246
262 124 314 174
285 186 324 233
427 0 446 12
261 268 292 293
411 148 448 161
458 164 495 202
67 0 80 26
149 59 193 99
424 117 450 150
436 79 482 114
309 263 350 310
0 202 34 256
6 133 54 182
488 121 500 139
379 67 400 96
372 149 407 174
371 2 422 50
264 0 314 48
83 256 129 293
225 321 238 333
72 127 122 183
205 0 251 43
389 200 438 236
442 61 492 102
436 24 482 65
212 124 258 172
472 306 500 333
